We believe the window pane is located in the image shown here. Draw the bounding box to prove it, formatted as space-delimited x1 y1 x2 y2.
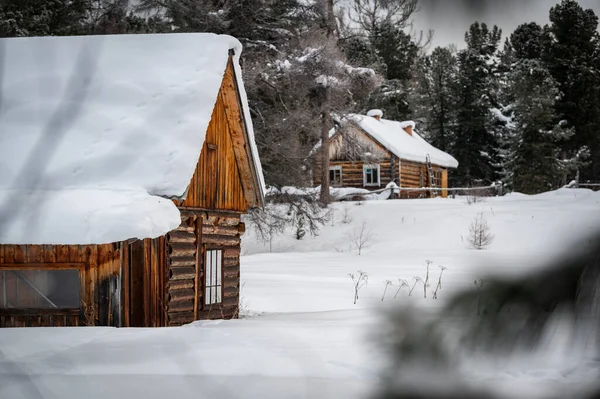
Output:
205 250 223 305
0 269 79 309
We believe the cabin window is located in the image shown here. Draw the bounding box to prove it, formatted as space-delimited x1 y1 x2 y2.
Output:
205 249 223 305
363 165 380 186
0 269 80 309
329 166 343 187
432 170 442 187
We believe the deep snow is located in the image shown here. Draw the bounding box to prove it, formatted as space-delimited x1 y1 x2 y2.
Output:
0 33 264 244
1 188 599 399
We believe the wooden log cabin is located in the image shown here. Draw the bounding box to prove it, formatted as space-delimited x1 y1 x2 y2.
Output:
0 33 264 327
313 110 458 198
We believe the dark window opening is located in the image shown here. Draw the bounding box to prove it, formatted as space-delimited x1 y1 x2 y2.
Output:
364 165 380 186
329 166 342 187
0 269 80 309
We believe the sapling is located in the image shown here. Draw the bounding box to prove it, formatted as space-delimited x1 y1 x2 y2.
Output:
432 266 447 299
349 270 369 304
394 279 409 299
408 277 423 296
382 280 393 301
351 221 375 255
468 212 494 250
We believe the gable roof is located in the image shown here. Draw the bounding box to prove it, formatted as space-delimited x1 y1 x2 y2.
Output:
313 114 459 169
347 115 459 168
0 33 264 245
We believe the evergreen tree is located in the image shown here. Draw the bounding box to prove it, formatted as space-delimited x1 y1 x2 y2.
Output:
0 0 91 37
412 46 458 153
453 22 503 186
507 60 573 193
543 0 600 180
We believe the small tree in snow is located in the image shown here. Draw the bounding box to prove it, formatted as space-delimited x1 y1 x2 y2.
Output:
351 221 375 255
468 212 494 250
349 269 369 304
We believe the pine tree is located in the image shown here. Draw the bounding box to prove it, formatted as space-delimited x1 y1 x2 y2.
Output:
412 46 458 153
543 0 600 180
453 22 503 186
507 59 573 193
0 0 91 37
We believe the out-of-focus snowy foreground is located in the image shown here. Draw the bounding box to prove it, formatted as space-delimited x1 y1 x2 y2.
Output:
1 188 599 399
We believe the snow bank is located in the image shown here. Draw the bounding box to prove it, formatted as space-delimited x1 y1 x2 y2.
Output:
0 33 263 244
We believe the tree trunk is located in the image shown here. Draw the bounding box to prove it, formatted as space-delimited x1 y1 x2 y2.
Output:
319 93 331 205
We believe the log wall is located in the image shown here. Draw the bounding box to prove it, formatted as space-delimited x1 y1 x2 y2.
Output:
165 209 242 326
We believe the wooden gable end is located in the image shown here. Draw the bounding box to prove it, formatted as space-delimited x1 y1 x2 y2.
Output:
328 124 392 162
180 57 262 212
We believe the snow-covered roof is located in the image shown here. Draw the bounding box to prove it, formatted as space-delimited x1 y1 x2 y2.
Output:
0 33 265 245
348 115 459 168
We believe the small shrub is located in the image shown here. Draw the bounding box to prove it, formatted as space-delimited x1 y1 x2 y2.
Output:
351 221 375 255
468 212 494 250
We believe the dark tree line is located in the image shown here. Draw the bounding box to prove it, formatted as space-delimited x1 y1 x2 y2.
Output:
1 0 599 194
413 0 600 191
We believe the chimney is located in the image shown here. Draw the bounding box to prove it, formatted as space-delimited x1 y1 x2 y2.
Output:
401 121 415 136
367 109 383 121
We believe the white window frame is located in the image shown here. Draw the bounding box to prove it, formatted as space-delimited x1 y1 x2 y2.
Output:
329 166 343 187
363 164 381 187
204 249 223 306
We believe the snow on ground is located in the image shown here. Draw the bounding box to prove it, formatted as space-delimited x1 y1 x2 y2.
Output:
1 188 600 398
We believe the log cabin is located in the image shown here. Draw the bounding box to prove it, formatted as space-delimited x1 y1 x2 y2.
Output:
313 110 458 198
0 33 264 327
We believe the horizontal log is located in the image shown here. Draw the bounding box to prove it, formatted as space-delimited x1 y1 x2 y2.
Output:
202 214 239 227
198 306 238 320
223 286 238 297
223 257 239 268
168 311 194 324
169 288 195 302
201 224 240 236
174 224 195 233
179 209 206 219
238 222 246 234
223 279 239 289
169 266 196 280
224 268 240 279
223 248 240 259
168 279 194 291
168 242 196 257
167 231 196 244
203 234 240 246
168 301 194 313
169 256 196 267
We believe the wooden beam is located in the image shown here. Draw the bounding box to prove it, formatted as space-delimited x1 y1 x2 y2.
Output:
0 262 84 270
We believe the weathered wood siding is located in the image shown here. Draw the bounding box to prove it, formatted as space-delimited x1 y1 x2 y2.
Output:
399 160 447 199
165 210 242 326
0 243 120 327
180 89 247 211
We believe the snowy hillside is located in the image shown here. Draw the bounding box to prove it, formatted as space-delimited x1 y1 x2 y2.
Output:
1 189 600 399
241 188 600 313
